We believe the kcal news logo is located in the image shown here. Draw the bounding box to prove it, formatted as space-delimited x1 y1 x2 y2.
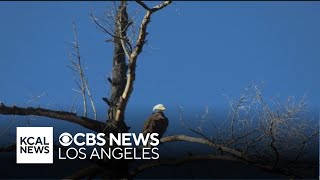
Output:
16 127 53 164
16 127 160 164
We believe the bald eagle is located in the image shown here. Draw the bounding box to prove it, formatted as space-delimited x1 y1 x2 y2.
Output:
142 104 168 139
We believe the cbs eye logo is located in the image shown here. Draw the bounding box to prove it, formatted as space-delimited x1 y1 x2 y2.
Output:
59 132 73 146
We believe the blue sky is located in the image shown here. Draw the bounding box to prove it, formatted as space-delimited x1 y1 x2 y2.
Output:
0 2 319 127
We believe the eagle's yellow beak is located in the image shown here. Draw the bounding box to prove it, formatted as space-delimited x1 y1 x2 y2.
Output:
159 106 166 111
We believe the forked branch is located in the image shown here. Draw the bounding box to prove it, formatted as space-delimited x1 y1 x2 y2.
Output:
68 22 97 120
114 1 172 122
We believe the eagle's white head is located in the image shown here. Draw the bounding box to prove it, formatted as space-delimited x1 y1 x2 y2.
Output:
153 104 166 112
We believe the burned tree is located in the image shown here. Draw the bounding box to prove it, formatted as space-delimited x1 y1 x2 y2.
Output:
0 1 318 179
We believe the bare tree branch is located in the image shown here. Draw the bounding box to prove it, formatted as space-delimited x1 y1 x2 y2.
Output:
90 12 133 53
151 1 172 12
129 154 244 178
161 135 243 158
71 22 87 117
269 117 279 169
0 144 15 152
135 1 151 11
135 1 172 12
294 130 318 161
0 103 104 132
169 83 318 179
114 1 172 122
69 21 97 120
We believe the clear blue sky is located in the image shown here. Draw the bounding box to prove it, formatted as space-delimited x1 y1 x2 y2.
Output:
0 2 319 126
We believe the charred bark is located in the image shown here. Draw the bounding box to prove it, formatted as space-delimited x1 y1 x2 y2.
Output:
106 1 129 132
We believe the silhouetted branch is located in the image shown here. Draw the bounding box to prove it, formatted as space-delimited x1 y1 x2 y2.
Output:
129 154 242 178
90 12 133 52
0 103 104 132
294 130 318 161
0 144 15 152
161 135 243 158
135 1 151 11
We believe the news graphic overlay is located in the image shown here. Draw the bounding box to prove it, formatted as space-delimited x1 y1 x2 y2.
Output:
16 127 53 164
58 132 160 160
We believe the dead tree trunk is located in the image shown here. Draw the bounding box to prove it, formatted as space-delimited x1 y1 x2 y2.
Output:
100 1 173 178
105 1 130 132
101 2 130 178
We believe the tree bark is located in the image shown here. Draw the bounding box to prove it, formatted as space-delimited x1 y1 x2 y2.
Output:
107 1 129 129
102 2 130 178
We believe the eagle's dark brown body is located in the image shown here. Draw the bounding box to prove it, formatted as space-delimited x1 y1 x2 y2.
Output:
142 111 168 138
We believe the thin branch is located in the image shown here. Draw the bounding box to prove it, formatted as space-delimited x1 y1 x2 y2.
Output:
135 1 151 11
69 94 78 113
27 92 47 103
84 79 97 120
226 129 258 146
135 1 172 12
72 22 87 117
90 12 133 52
69 22 97 120
90 12 117 38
